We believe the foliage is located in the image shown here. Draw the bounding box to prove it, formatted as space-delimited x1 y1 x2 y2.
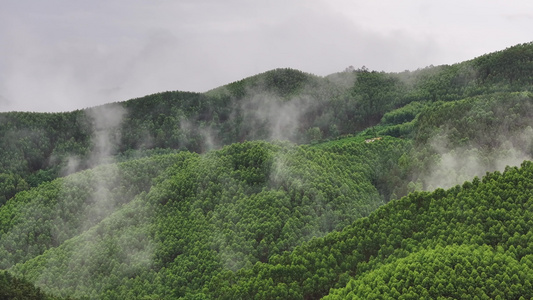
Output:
380 101 428 126
5 139 409 299
0 153 190 269
0 270 69 300
217 161 533 299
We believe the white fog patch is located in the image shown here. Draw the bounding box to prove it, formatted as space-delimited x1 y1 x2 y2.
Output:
236 74 331 143
179 118 220 152
86 104 127 165
76 104 127 230
423 127 533 190
200 126 218 152
61 156 82 177
325 70 358 95
271 97 311 141
242 93 312 141
268 145 301 189
33 101 158 296
59 103 126 176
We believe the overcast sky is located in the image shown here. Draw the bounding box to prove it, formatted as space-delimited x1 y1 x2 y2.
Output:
1 0 532 112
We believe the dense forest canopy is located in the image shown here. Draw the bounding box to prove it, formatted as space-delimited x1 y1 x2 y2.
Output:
1 42 533 299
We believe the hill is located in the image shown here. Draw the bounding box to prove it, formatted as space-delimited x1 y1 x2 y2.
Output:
2 42 533 201
0 42 533 298
3 139 408 298
214 161 533 299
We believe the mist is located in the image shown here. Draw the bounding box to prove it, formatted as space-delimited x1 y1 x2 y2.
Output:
86 104 127 164
61 103 126 176
422 126 533 191
238 92 312 142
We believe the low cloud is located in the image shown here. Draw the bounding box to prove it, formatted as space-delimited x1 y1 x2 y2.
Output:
239 92 312 142
422 127 533 190
86 104 127 164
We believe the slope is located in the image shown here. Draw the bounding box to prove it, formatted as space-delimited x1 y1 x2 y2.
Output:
0 153 192 269
215 161 533 299
6 138 409 299
0 270 69 300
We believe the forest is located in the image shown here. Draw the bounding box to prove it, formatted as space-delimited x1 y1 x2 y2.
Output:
1 42 533 299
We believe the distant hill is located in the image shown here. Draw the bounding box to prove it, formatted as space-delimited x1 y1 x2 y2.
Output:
1 43 533 187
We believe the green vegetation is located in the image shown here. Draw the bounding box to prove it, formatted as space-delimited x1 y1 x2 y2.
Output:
5 139 409 298
217 162 533 299
1 42 533 298
3 43 532 200
0 270 69 300
0 153 188 269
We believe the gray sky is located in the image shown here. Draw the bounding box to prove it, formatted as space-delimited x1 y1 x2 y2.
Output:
1 0 532 112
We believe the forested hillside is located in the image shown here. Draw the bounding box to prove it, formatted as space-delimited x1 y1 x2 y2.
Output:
0 270 68 300
214 161 533 299
4 139 409 298
2 42 533 201
1 42 533 299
